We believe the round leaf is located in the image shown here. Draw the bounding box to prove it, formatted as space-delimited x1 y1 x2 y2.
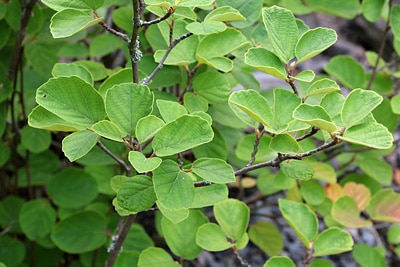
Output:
51 62 93 84
293 104 337 133
204 6 245 22
161 210 208 260
324 55 365 89
138 247 180 267
262 6 298 63
21 126 51 153
0 235 25 267
186 21 226 35
196 223 233 251
156 99 187 123
313 227 353 256
50 9 103 38
136 115 165 144
300 180 325 206
278 199 318 248
128 151 162 173
152 115 214 157
280 160 314 181
306 78 340 97
191 184 228 209
264 256 295 267
341 88 383 127
36 76 105 127
332 196 372 227
249 221 283 256
19 199 56 240
295 27 337 63
245 48 286 79
366 189 400 222
105 83 154 136
193 72 231 104
91 120 126 142
47 167 98 209
352 244 386 267
214 199 249 240
269 134 300 154
117 175 156 213
192 158 235 184
153 160 194 209
339 122 393 149
62 130 99 162
51 211 106 253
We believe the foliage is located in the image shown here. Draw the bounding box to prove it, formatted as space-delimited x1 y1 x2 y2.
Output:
0 0 400 266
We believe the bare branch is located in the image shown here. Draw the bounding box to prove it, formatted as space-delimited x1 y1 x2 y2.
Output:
142 32 193 85
140 7 174 26
97 141 131 174
130 0 145 83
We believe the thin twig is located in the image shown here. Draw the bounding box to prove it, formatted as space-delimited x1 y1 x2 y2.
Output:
99 21 131 44
130 0 145 83
140 7 174 26
105 214 137 267
366 0 393 90
142 32 193 85
232 246 251 267
97 141 131 174
296 127 319 141
234 140 338 176
246 127 265 167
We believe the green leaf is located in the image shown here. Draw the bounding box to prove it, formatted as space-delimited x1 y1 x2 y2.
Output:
98 68 132 96
0 196 24 233
293 104 337 133
157 201 189 224
28 106 84 132
136 115 165 144
62 130 99 162
117 175 156 213
186 21 226 35
82 0 104 9
183 93 208 113
332 196 372 227
161 210 208 260
138 247 180 267
306 78 340 97
313 227 353 256
262 6 298 63
229 89 273 126
249 221 283 256
105 83 154 136
191 184 228 208
391 95 400 114
279 199 318 248
0 235 25 267
324 55 365 89
204 6 245 22
341 89 383 127
339 122 393 149
19 199 56 241
293 70 315 82
192 158 235 184
196 28 248 72
280 160 314 181
244 47 286 80
36 76 105 127
90 34 124 58
264 256 296 267
52 63 93 84
355 155 392 185
47 168 98 209
91 120 126 142
196 223 233 251
366 189 400 222
128 151 162 173
269 134 300 154
387 224 400 244
0 142 9 168
193 72 231 104
362 0 385 22
271 89 302 133
41 0 90 11
310 259 334 267
352 244 386 267
152 115 213 157
300 180 325 206
214 199 249 240
304 0 361 19
295 27 337 63
236 135 276 163
51 211 106 254
153 160 194 209
50 9 103 38
391 5 400 41
74 60 108 81
308 162 336 183
156 99 187 123
216 0 262 28
20 126 51 154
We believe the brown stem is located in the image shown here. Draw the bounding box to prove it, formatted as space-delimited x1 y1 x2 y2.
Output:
97 141 132 174
140 7 174 26
130 0 145 83
366 0 393 90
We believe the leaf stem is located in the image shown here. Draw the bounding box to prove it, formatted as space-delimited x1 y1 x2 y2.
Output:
140 7 174 26
234 140 338 176
97 141 131 174
142 32 193 85
366 0 393 90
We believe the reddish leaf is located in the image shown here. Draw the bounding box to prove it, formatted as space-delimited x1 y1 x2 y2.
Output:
332 196 372 228
367 189 400 222
324 183 344 202
343 182 371 210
